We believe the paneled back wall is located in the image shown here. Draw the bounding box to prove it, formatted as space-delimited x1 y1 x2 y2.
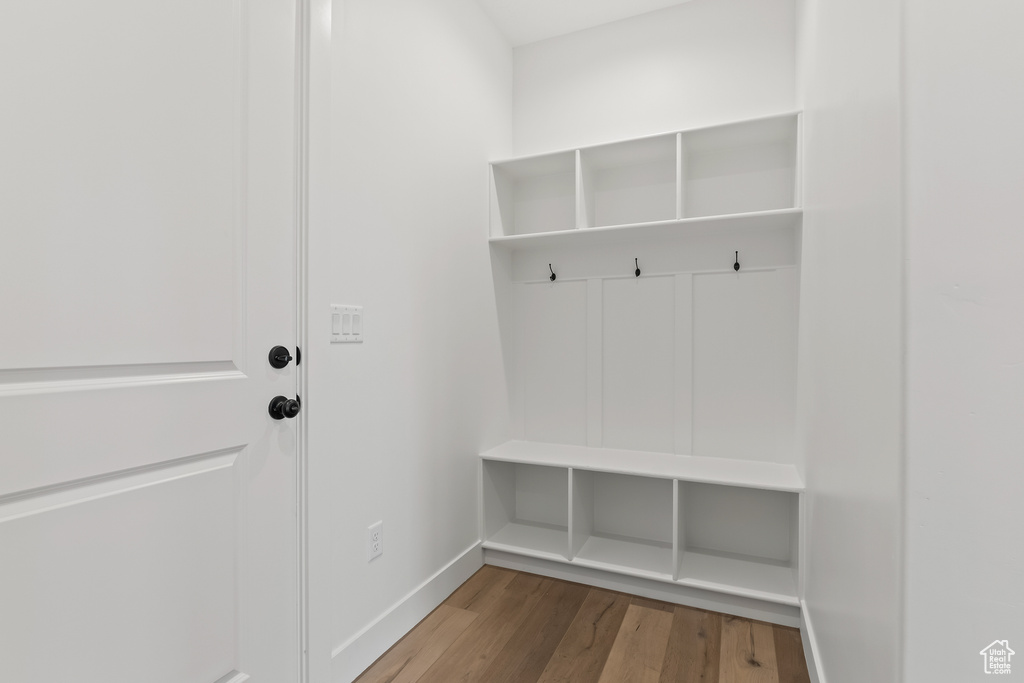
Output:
508 242 798 465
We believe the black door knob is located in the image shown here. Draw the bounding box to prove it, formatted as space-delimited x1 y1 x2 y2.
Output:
269 345 293 369
268 395 301 420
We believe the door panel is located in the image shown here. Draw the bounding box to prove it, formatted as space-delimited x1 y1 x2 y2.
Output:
0 0 300 681
0 0 242 370
0 452 238 683
2 376 248 497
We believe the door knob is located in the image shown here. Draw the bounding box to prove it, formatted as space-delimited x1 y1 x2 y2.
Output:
268 345 293 369
268 395 301 420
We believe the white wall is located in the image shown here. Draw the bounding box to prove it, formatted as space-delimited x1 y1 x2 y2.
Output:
795 0 904 682
903 2 1024 680
512 0 796 155
315 0 512 677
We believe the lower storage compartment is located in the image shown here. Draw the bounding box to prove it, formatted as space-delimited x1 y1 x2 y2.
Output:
479 451 802 606
571 470 674 580
482 460 568 560
677 482 799 601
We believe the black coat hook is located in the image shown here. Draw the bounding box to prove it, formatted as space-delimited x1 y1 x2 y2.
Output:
733 251 740 272
634 258 641 278
548 264 556 282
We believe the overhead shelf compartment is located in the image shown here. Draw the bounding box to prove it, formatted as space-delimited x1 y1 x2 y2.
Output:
682 115 798 218
489 112 801 243
579 134 679 228
490 151 577 237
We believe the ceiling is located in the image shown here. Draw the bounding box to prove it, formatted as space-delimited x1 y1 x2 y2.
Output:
476 0 695 47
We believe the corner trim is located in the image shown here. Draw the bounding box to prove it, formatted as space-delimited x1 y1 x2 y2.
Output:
800 599 826 683
330 542 484 682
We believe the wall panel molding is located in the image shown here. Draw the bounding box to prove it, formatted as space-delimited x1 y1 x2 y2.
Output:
0 447 242 523
0 361 242 396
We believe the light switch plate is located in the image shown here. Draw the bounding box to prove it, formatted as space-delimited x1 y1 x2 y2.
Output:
330 305 363 343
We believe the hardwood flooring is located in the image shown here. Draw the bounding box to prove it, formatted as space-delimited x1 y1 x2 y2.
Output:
354 566 812 683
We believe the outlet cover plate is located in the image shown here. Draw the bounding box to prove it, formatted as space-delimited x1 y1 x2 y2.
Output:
368 520 382 561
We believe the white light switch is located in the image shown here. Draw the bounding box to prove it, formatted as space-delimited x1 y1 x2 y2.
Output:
331 305 363 343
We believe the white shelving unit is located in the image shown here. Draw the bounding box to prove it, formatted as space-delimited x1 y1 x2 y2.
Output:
482 111 805 615
489 112 801 245
480 442 803 606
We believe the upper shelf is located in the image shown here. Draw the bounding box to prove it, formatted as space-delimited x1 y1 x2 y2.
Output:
489 112 801 241
488 208 802 253
481 440 804 492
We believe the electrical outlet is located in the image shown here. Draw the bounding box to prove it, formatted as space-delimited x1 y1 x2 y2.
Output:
368 521 383 561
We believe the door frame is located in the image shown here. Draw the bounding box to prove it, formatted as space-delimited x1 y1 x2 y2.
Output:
297 1 334 681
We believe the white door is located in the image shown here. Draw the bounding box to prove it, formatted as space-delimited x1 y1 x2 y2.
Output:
0 1 302 682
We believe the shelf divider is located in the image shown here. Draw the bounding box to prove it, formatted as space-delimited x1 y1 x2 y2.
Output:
676 132 685 219
575 149 589 230
570 468 593 559
672 480 682 581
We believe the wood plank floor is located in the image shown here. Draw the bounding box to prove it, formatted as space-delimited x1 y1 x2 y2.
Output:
354 566 812 683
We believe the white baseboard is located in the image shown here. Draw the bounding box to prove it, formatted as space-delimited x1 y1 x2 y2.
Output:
484 548 801 628
331 542 484 683
800 599 826 683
